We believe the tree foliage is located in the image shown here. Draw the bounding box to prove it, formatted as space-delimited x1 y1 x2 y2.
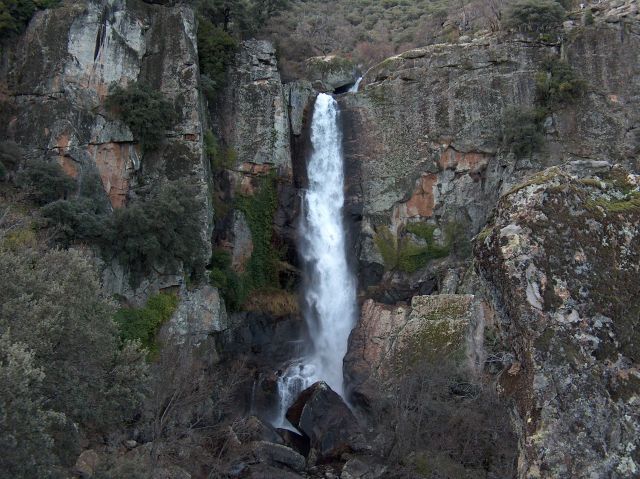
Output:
0 247 149 431
501 106 546 157
105 180 205 284
0 245 149 474
105 82 175 151
502 0 565 32
0 334 62 478
16 160 76 205
535 56 585 109
196 17 237 96
0 0 58 39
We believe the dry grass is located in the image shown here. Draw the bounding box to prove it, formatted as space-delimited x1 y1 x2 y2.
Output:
243 288 300 317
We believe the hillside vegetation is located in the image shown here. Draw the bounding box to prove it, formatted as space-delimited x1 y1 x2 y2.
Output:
260 0 575 79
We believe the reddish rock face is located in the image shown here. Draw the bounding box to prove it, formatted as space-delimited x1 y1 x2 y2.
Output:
392 173 437 229
344 294 483 408
438 147 490 177
89 143 135 208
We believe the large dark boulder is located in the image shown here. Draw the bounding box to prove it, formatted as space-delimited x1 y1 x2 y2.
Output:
286 382 365 461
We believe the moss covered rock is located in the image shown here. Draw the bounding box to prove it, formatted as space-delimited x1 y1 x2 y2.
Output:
475 165 640 478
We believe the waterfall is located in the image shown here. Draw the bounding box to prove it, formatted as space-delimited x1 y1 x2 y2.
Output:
275 93 357 425
349 77 362 93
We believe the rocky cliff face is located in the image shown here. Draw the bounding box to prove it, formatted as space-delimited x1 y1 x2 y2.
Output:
0 0 212 303
475 166 640 478
340 13 639 298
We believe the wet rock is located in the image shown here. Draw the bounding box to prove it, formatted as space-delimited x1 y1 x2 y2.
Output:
277 428 310 457
250 441 306 472
286 382 366 461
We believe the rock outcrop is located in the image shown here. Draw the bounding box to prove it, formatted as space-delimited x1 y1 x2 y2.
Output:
304 55 358 92
344 294 487 407
0 0 212 302
475 166 640 478
340 18 640 296
214 40 291 174
286 381 366 462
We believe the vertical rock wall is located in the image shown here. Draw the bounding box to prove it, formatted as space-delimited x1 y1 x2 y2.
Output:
0 0 212 302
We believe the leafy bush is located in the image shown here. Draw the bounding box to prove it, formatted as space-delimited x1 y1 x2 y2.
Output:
209 174 282 310
400 223 451 272
503 0 566 32
40 198 107 244
209 247 243 310
0 0 58 39
235 172 280 291
204 130 236 170
17 160 76 205
106 180 205 285
197 17 237 97
114 292 179 357
105 82 175 151
0 333 62 478
501 106 546 157
535 57 585 109
0 247 149 437
0 141 23 180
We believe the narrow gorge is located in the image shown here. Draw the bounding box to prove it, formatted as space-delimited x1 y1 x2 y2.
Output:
0 0 639 478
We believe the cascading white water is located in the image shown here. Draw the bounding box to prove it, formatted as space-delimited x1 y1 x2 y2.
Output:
275 93 357 425
349 77 362 93
302 93 357 392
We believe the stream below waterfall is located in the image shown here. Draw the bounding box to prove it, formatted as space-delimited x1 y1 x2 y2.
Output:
274 92 357 426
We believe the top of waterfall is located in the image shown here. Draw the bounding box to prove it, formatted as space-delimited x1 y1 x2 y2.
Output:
349 77 362 93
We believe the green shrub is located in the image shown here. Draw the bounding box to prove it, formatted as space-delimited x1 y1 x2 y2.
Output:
235 172 280 291
106 180 205 285
209 174 282 311
503 0 566 32
208 249 243 311
40 198 107 244
105 82 175 151
0 247 148 442
17 160 76 205
0 0 58 39
114 292 179 357
535 56 585 109
501 106 546 157
197 18 237 97
204 130 236 170
373 225 399 270
584 9 594 25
